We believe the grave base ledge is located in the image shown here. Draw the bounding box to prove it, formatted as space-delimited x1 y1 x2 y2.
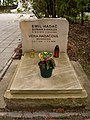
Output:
4 53 88 109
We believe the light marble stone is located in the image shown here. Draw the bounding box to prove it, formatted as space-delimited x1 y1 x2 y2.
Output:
10 53 83 94
20 18 69 53
4 53 87 109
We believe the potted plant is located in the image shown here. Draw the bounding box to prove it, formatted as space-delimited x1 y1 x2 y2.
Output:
38 52 56 78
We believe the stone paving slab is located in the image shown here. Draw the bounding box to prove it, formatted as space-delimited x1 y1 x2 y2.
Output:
0 14 21 78
0 110 90 120
0 60 19 109
71 61 90 109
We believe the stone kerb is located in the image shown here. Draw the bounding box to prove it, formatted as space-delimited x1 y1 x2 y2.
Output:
20 18 69 53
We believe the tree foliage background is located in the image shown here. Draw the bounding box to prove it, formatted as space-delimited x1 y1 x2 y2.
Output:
1 0 17 6
32 0 89 22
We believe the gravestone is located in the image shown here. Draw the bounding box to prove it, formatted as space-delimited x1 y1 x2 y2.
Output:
4 18 87 109
20 18 69 52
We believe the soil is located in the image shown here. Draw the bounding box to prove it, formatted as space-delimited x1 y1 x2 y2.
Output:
68 20 90 80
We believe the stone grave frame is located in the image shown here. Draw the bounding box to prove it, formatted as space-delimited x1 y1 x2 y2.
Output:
4 18 87 109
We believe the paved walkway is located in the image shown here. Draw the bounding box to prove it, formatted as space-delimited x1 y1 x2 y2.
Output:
0 14 21 78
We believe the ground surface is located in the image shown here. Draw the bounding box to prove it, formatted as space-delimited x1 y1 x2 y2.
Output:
68 20 90 80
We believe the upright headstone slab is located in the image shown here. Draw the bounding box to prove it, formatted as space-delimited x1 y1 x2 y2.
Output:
20 18 69 52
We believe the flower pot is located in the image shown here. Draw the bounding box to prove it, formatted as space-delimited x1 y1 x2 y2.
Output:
40 68 53 78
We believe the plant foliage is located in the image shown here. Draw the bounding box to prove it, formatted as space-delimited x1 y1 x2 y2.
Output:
38 52 56 70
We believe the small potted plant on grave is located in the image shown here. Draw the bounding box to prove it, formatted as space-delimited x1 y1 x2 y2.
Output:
38 52 56 78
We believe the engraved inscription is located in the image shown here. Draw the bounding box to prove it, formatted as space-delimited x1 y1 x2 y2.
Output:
29 24 58 43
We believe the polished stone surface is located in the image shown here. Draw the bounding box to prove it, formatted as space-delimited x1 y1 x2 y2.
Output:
10 53 83 94
20 18 69 53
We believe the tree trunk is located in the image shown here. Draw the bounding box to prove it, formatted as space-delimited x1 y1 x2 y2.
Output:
45 9 49 17
3 0 4 5
81 0 84 26
81 10 84 26
52 0 56 18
